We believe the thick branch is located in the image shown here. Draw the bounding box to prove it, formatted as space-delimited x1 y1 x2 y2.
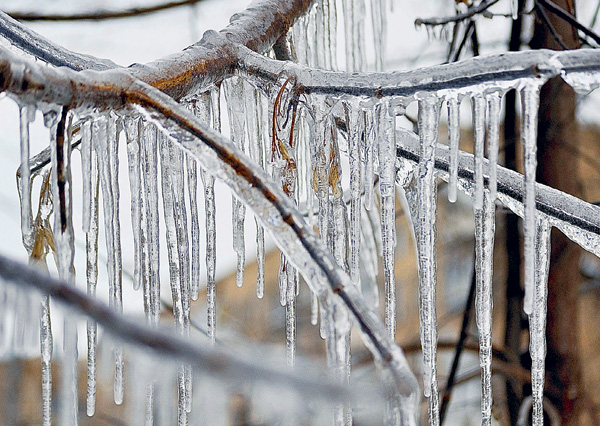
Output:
7 0 206 22
0 254 347 401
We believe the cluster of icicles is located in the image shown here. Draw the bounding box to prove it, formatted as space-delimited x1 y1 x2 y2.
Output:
2 2 599 426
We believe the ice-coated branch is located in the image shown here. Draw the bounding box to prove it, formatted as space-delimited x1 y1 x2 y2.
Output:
414 0 500 27
0 253 348 401
239 46 600 98
7 0 207 22
395 128 600 258
0 46 420 411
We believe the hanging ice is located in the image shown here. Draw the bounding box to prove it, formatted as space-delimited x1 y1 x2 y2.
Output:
529 219 551 426
446 96 460 203
416 96 440 425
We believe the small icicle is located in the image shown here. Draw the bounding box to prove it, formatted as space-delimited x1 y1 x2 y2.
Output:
474 191 495 426
416 96 440 425
472 95 486 210
511 0 519 20
446 96 460 203
521 84 541 316
186 155 201 301
40 292 53 426
311 291 319 325
18 105 33 250
202 170 216 344
125 118 142 291
344 103 362 287
529 219 551 426
286 263 298 366
81 120 93 233
377 102 396 338
86 146 100 417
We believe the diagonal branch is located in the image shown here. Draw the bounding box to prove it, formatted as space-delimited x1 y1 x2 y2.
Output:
415 0 500 27
7 0 207 22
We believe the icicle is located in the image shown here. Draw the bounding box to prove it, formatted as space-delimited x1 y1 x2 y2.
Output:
286 263 298 366
86 147 100 417
125 118 142 291
377 102 396 338
311 291 319 325
344 103 362 287
93 114 124 405
474 191 495 426
224 77 246 288
472 95 486 210
416 97 440 425
511 0 519 20
446 96 460 203
361 206 380 308
141 122 161 328
529 219 551 426
371 0 386 71
202 170 216 344
18 105 33 250
521 84 541 316
364 107 377 211
158 134 188 422
40 292 53 426
487 93 501 201
45 106 78 425
81 120 93 233
343 0 365 71
245 83 266 298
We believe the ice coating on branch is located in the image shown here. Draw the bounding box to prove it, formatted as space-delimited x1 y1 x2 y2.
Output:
416 97 440 424
521 84 541 316
446 96 460 203
474 191 495 426
85 147 99 417
530 219 551 426
377 102 396 338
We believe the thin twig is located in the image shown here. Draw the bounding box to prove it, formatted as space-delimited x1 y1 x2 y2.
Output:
7 0 206 22
537 0 600 45
415 0 500 27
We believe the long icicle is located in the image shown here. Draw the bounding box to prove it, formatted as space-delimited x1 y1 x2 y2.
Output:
48 107 78 425
19 105 33 251
377 102 396 338
158 133 187 425
186 152 201 301
86 142 100 417
521 83 541 316
472 95 486 210
125 117 143 292
345 102 362 288
530 219 551 426
417 96 440 426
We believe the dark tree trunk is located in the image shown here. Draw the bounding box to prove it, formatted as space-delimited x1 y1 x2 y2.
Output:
531 1 583 423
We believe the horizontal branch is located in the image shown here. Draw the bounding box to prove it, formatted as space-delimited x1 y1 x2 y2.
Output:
239 46 600 98
0 46 420 413
395 129 600 258
414 0 500 27
7 0 206 22
0 254 347 401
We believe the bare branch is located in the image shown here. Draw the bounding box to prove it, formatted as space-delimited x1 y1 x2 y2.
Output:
7 0 206 22
537 0 600 46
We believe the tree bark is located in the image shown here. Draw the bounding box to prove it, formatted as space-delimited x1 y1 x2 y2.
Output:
531 1 583 423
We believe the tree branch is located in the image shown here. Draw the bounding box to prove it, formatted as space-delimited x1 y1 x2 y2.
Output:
7 0 207 22
537 0 600 45
415 0 500 27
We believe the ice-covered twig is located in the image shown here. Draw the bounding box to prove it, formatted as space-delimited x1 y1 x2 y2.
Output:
0 253 349 402
414 0 500 27
0 46 420 410
7 0 207 22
